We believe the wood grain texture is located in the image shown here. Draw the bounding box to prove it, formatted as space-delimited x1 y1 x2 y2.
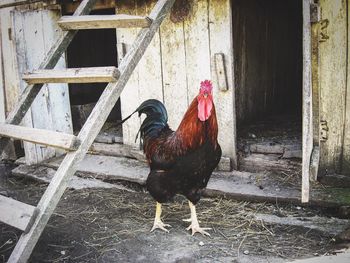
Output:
0 195 35 232
0 0 98 160
183 0 211 102
342 0 350 174
116 0 141 148
209 0 237 169
302 0 312 203
318 0 347 175
23 66 120 84
0 123 80 150
160 8 188 129
59 14 152 30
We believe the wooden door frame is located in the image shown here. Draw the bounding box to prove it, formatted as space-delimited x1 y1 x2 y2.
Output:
302 0 313 203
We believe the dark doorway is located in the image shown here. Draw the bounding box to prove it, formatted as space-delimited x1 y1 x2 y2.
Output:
232 0 303 173
65 8 122 141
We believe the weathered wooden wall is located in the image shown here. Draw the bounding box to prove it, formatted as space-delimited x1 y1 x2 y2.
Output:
345 0 350 174
318 0 348 175
9 7 72 164
117 0 236 162
233 0 302 123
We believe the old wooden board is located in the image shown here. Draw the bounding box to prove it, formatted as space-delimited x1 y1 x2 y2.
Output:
318 0 347 175
116 0 141 148
343 0 350 174
7 1 175 261
0 123 79 150
302 0 312 203
209 0 237 168
0 195 35 232
159 5 188 129
12 164 129 190
23 67 120 84
59 14 152 30
43 154 148 185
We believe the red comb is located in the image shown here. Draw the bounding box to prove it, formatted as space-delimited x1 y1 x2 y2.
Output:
200 80 213 93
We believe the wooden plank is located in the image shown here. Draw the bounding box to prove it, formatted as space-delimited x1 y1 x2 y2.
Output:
8 1 175 262
58 14 152 30
184 0 211 102
137 1 164 127
117 0 141 148
159 7 188 129
318 0 347 175
302 0 312 203
41 9 73 157
343 0 350 174
0 124 80 150
23 67 120 84
0 0 98 157
213 53 228 91
0 0 44 9
0 26 5 123
0 195 35 232
209 0 237 168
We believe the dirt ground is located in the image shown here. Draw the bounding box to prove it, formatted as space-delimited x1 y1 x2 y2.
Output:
0 162 347 263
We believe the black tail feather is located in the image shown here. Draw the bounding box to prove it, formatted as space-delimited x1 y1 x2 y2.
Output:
118 99 168 142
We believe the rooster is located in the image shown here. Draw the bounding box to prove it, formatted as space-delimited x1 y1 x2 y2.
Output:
122 80 221 236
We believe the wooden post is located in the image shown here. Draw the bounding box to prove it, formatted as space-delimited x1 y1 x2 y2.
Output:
302 0 312 203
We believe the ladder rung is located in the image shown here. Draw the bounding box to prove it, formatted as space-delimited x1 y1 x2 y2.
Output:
22 66 120 84
0 195 37 232
0 124 80 151
58 14 152 30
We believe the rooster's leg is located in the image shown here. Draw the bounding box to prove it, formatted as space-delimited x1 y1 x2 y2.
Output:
150 202 171 233
186 201 211 236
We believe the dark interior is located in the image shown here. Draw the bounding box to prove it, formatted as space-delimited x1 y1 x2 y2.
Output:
65 8 121 132
232 0 302 125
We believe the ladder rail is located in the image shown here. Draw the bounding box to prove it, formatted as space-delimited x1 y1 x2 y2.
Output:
0 0 98 157
8 0 176 262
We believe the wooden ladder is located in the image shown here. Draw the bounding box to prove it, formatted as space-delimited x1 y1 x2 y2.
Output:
0 0 175 262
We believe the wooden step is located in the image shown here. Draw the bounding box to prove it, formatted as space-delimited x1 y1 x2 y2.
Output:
0 195 38 232
58 14 152 30
22 66 120 84
0 123 80 151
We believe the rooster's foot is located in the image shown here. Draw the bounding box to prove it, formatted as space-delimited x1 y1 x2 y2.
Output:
151 220 171 233
186 224 211 236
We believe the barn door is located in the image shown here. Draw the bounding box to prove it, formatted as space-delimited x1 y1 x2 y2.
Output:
11 7 73 164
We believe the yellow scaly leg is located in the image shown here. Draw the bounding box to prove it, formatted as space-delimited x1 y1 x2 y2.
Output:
150 202 171 233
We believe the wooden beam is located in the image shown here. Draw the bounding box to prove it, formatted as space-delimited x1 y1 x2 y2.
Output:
7 1 175 262
23 67 120 84
0 195 36 232
0 124 80 151
58 15 152 30
302 0 312 203
0 0 98 156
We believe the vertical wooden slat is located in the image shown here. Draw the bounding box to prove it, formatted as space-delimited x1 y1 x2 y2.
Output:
183 0 211 102
117 0 141 148
343 0 350 174
137 0 163 113
302 0 312 203
318 0 347 175
159 5 188 129
208 0 237 168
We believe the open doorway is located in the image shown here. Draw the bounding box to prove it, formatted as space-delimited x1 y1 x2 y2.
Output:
65 8 122 144
232 0 303 173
